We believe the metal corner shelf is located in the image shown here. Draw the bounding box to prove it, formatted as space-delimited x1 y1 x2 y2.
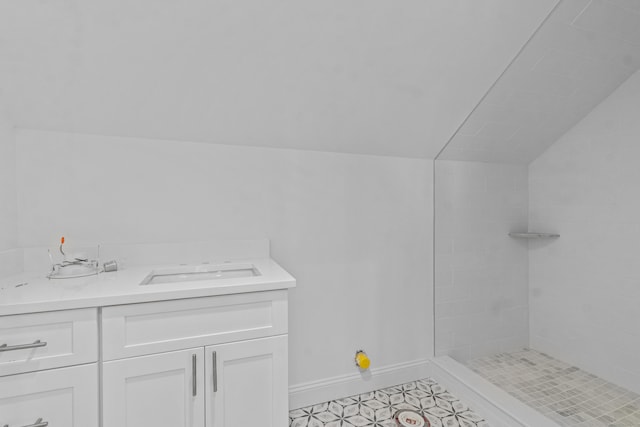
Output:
508 232 560 239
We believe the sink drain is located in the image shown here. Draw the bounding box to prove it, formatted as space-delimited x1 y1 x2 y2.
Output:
393 409 430 427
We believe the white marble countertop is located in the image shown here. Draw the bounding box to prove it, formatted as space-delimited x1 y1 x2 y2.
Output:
0 258 295 316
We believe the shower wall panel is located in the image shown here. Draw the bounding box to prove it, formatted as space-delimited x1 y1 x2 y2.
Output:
435 160 529 362
529 70 640 395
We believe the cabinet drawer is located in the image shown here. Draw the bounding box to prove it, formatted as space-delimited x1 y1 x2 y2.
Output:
0 363 98 427
102 290 288 360
0 309 98 376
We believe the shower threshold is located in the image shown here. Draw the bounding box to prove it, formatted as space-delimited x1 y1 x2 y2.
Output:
430 356 559 427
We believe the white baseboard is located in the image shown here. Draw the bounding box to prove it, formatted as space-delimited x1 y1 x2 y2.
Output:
290 356 561 427
430 356 560 427
289 359 431 410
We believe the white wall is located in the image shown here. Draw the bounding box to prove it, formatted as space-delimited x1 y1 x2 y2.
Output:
15 129 433 390
0 99 16 252
530 70 640 394
435 160 529 362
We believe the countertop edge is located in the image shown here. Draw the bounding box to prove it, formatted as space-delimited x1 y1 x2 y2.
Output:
0 279 296 316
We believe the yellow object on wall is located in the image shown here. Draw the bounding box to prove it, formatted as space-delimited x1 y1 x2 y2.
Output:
355 350 370 370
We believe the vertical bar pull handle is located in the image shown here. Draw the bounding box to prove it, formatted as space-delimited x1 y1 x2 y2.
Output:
192 353 197 397
212 351 218 393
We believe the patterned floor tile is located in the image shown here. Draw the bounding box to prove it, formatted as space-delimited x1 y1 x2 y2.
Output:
289 378 490 427
468 348 640 427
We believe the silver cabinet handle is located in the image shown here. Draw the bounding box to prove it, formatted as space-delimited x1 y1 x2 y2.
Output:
3 418 49 427
192 354 197 397
0 340 47 352
212 351 218 393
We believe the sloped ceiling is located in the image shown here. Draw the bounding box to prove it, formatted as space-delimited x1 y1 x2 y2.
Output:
0 0 557 158
439 0 640 164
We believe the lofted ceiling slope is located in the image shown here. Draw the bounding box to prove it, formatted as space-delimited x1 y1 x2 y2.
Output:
0 0 557 158
439 0 640 164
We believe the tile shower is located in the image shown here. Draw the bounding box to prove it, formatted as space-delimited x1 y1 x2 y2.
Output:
433 2 640 425
435 70 640 427
434 157 640 426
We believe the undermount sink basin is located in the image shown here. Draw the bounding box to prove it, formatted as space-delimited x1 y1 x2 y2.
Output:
140 264 260 286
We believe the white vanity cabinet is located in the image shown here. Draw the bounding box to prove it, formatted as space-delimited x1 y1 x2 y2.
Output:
0 258 294 427
101 290 290 427
0 309 99 427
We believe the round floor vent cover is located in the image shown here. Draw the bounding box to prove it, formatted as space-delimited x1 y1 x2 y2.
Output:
393 409 430 427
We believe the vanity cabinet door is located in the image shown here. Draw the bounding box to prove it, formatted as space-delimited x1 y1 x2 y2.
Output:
103 348 205 427
0 363 98 427
205 335 288 427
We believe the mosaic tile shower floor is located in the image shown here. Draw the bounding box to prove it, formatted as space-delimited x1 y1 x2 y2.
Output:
289 378 490 427
467 349 640 426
